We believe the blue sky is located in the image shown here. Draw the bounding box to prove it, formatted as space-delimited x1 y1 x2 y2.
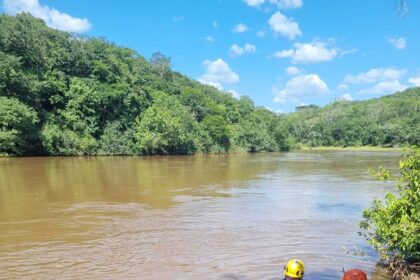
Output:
2 0 419 112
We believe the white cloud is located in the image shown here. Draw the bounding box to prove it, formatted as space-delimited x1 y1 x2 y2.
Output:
230 45 244 56
339 93 353 101
408 75 420 86
213 21 218 28
274 41 339 64
343 68 408 96
339 48 358 56
232 23 249 33
269 0 303 9
256 30 266 38
3 0 91 33
273 74 329 103
204 36 214 43
337 83 348 91
268 11 302 40
286 66 301 76
230 43 256 57
359 80 407 95
388 37 406 50
275 49 294 58
244 0 303 10
263 7 272 13
173 16 184 22
244 0 265 7
344 68 406 84
199 58 239 88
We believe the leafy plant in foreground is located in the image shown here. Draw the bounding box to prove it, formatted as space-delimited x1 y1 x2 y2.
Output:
360 149 420 278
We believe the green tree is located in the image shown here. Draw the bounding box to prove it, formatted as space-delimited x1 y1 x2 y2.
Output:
235 110 276 152
98 121 136 155
0 13 417 156
149 52 172 81
41 122 97 155
0 97 39 155
272 119 294 151
61 77 100 135
201 115 231 152
0 51 30 102
135 93 199 155
40 78 100 155
179 87 210 122
360 150 419 276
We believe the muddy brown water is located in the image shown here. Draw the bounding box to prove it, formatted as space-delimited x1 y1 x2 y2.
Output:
0 151 399 279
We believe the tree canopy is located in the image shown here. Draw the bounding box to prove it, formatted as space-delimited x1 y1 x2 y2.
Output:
0 13 418 156
284 89 419 148
0 13 292 156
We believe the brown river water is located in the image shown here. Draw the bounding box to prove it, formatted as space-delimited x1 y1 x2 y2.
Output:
0 151 400 279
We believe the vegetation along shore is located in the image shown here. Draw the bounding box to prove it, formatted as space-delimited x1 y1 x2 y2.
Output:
0 13 419 157
361 149 419 280
0 10 419 280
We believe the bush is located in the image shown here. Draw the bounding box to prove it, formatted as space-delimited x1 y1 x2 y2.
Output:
360 149 420 277
98 121 136 155
0 96 39 155
134 93 200 155
41 122 98 155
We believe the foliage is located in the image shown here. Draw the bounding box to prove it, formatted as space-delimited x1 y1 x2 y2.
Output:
360 149 420 264
201 115 231 152
235 110 277 152
0 96 39 155
0 13 418 156
41 122 98 156
149 52 172 81
135 94 200 155
285 90 420 148
0 13 293 156
98 121 135 155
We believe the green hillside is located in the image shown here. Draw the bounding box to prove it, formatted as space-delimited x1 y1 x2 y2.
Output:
285 88 419 147
0 13 291 156
0 13 418 156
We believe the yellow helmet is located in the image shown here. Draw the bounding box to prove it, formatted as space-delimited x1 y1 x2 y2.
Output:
284 259 305 278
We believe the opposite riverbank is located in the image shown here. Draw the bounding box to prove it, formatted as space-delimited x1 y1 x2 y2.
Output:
0 146 413 158
299 146 411 152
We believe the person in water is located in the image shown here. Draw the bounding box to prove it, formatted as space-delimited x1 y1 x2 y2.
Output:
283 259 305 280
343 269 367 280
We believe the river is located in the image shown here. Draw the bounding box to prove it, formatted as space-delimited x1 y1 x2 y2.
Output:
0 151 400 279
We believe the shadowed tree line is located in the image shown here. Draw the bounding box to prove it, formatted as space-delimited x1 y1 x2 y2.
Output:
0 13 418 156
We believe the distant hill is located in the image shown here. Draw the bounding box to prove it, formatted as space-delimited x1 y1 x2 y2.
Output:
284 87 420 147
0 13 418 156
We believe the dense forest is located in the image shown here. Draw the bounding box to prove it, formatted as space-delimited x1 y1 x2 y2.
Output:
285 89 419 148
0 13 419 156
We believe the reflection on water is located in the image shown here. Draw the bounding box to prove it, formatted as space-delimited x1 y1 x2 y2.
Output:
0 151 399 279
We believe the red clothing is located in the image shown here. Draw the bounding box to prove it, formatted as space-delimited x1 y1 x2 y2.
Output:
343 269 367 280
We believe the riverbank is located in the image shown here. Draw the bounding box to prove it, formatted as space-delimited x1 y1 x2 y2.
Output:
1 146 413 157
299 146 411 152
386 260 420 280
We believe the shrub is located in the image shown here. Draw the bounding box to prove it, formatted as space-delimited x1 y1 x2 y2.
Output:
360 149 420 277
